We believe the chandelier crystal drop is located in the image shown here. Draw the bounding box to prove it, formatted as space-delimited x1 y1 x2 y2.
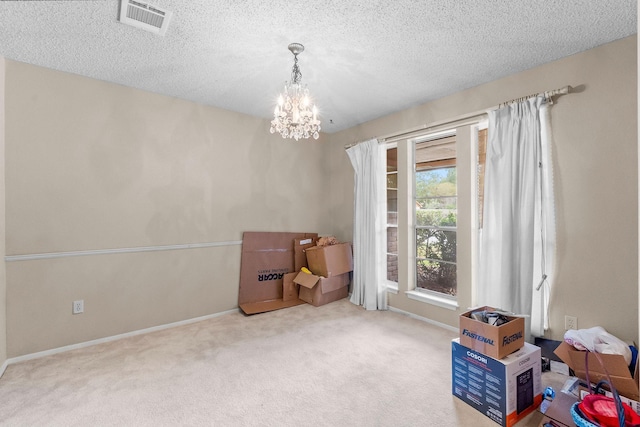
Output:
270 43 321 141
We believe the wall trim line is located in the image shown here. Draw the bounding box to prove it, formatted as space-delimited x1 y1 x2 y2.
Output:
1 308 240 376
5 240 243 262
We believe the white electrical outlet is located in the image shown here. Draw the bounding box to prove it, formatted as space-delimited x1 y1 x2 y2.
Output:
565 315 577 330
73 300 84 314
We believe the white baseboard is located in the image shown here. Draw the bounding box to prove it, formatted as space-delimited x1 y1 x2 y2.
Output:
1 308 240 375
388 305 458 333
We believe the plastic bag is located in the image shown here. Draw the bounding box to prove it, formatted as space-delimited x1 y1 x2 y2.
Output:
564 326 632 366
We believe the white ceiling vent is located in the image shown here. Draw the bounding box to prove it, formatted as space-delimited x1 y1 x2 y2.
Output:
118 0 172 36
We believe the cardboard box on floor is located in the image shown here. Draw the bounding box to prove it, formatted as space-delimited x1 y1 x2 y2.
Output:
238 231 317 315
294 271 350 307
282 238 319 303
459 306 525 359
554 340 640 401
452 338 542 427
305 242 353 277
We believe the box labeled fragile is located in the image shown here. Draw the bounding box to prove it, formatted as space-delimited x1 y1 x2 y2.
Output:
305 242 353 278
294 271 350 307
459 306 525 359
452 339 542 427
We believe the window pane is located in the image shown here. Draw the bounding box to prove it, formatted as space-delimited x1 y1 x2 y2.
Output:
387 254 398 282
387 227 398 254
416 208 456 227
387 172 397 189
387 147 397 172
416 259 456 296
386 146 398 284
414 134 457 298
416 228 457 262
387 189 398 223
416 169 457 197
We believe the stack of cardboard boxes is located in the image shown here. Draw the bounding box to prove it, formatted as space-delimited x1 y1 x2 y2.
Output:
238 232 353 315
293 242 353 306
452 306 542 427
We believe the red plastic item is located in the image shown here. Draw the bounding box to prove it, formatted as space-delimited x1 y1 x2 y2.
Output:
578 394 640 427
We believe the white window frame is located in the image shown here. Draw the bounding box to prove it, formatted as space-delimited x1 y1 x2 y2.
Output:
380 118 486 312
407 129 459 309
384 141 399 294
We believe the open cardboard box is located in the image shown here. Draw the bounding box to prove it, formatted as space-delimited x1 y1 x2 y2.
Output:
305 242 353 277
554 341 640 401
293 271 350 307
238 231 317 315
459 306 525 359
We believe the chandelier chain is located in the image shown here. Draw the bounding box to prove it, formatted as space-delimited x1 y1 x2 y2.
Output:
291 56 302 85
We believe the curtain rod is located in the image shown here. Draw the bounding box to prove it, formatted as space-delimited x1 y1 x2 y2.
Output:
344 85 572 149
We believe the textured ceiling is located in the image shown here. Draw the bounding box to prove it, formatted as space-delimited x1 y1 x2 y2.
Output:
0 0 636 133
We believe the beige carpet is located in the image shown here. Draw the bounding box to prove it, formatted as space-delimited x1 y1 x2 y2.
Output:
0 299 562 426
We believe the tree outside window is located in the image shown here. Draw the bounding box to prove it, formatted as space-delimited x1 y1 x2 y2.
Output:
415 138 457 296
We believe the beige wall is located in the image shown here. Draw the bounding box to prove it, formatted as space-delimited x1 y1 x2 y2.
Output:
2 35 638 358
328 36 638 343
4 61 334 357
0 57 6 368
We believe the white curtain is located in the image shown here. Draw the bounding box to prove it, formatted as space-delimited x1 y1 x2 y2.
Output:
346 139 387 310
477 97 556 337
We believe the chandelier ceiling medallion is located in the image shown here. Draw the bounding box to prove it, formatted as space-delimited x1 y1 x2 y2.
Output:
270 43 321 140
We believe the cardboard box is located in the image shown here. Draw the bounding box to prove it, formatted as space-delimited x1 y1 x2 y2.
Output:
238 231 317 315
459 306 525 359
294 271 350 307
305 242 353 277
294 237 317 271
452 339 542 427
554 340 639 401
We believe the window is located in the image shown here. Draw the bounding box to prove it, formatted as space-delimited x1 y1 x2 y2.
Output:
414 132 457 297
386 146 399 289
380 119 485 311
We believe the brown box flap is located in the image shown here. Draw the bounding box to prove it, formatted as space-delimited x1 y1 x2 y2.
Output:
554 341 639 401
239 299 305 315
294 237 317 271
319 274 350 294
293 271 320 289
282 272 299 302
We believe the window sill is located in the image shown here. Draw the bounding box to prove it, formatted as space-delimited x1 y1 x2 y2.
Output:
386 283 399 294
405 290 459 311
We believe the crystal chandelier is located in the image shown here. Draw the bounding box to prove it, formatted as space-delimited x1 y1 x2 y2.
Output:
270 43 321 140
